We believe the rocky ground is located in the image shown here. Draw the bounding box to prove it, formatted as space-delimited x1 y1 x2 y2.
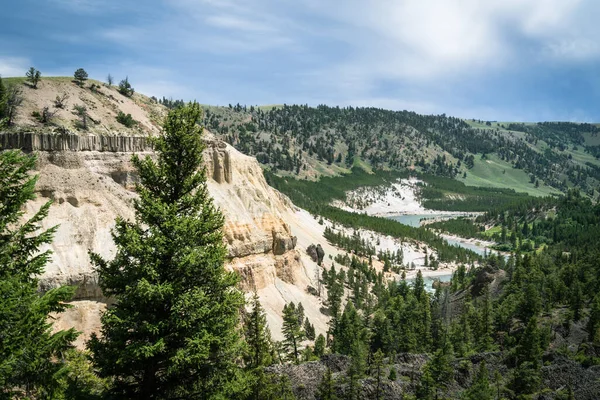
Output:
268 350 600 400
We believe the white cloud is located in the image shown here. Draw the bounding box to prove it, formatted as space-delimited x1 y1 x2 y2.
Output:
285 0 600 108
51 0 599 118
205 14 276 33
0 57 30 77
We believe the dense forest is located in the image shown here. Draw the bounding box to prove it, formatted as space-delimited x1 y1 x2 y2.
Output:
270 188 600 399
196 103 600 197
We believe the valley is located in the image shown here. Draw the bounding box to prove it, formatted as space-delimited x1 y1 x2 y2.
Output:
2 75 600 399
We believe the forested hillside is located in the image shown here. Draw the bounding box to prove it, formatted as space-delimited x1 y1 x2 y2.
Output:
269 184 600 399
196 103 600 197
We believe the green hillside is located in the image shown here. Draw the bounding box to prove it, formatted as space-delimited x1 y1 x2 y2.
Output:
195 104 600 198
460 153 560 196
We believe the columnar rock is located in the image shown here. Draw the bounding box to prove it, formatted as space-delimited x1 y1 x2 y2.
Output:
0 132 152 152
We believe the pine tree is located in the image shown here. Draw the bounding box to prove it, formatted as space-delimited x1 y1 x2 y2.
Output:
304 317 316 340
244 296 285 400
282 302 305 364
417 366 435 400
569 279 583 322
413 270 426 302
372 349 385 400
3 83 23 126
89 102 246 399
463 360 493 400
25 66 41 88
0 149 78 397
477 287 494 351
426 337 454 399
245 293 273 369
512 317 542 395
332 301 365 356
317 368 338 400
587 294 600 342
73 68 88 86
314 334 326 358
118 76 134 97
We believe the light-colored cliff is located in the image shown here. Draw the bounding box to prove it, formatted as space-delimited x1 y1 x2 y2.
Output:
3 132 328 347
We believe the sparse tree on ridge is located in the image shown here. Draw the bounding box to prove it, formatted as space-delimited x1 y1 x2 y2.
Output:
54 92 69 109
106 73 113 86
118 76 134 97
74 68 88 86
25 66 41 88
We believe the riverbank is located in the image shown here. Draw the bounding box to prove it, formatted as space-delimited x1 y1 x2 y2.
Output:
440 233 496 248
440 233 510 258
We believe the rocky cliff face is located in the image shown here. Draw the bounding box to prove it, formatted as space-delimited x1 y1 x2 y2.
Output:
2 132 327 347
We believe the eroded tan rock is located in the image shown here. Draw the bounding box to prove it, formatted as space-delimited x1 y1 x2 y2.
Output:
15 133 328 346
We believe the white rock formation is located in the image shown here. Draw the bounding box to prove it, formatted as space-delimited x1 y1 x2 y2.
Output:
11 133 328 346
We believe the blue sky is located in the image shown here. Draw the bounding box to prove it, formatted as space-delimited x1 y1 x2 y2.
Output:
2 0 600 122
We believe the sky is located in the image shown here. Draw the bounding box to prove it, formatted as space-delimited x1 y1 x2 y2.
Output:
2 0 600 122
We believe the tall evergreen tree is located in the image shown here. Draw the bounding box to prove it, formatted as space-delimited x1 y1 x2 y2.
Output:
512 317 542 395
317 368 338 400
89 102 246 399
462 360 493 400
304 317 316 341
245 293 273 369
372 349 385 400
0 150 78 397
282 302 305 364
587 294 600 342
314 334 326 358
73 68 88 86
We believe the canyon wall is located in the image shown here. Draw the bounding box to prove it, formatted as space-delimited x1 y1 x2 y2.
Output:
1 132 327 347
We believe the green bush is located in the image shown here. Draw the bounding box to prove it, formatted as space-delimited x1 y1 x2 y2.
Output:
118 77 134 97
116 111 136 128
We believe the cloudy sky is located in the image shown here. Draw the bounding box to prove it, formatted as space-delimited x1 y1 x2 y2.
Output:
2 0 600 121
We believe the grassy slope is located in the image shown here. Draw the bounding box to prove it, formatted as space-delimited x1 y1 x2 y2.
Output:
458 154 560 197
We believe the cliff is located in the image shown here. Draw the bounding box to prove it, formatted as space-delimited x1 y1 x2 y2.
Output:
0 132 152 152
1 132 329 347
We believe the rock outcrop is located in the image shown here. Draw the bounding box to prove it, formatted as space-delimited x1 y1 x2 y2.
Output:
0 132 152 152
2 132 329 345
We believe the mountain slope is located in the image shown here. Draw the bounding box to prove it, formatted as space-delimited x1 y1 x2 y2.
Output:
3 76 165 136
200 104 600 197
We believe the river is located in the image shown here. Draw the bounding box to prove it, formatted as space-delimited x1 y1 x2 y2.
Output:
388 213 502 257
405 273 452 292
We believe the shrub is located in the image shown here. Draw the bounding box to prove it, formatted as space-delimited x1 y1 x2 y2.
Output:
54 92 69 108
116 111 136 128
74 105 88 130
